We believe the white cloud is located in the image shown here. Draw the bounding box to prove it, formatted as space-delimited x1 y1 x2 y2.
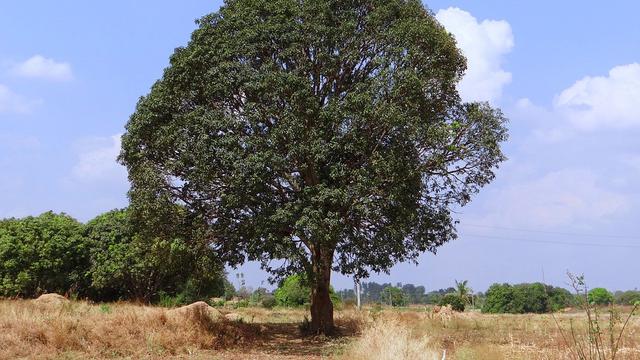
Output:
436 7 514 103
11 55 73 81
71 134 126 182
472 169 629 229
0 84 32 114
554 63 640 130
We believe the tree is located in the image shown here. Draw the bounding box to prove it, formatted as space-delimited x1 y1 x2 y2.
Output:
274 273 341 307
0 212 90 297
588 288 614 306
439 293 464 311
85 209 226 302
120 0 508 333
455 279 472 305
381 286 407 306
615 290 640 306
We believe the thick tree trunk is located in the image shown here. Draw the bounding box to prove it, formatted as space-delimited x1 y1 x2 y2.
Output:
309 250 334 335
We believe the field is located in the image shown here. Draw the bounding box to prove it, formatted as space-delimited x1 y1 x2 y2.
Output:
0 297 639 360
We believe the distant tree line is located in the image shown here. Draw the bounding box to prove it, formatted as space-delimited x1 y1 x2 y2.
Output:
0 210 228 304
337 281 640 313
337 282 459 305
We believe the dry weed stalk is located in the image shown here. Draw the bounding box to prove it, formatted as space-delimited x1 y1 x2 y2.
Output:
551 273 639 360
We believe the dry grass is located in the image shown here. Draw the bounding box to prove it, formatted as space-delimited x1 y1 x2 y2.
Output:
341 307 640 360
341 318 441 360
0 299 261 359
0 299 638 360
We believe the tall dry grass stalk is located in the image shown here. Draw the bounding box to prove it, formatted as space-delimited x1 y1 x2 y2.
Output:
341 318 441 360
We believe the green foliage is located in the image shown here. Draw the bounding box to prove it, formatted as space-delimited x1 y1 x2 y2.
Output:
261 295 277 309
119 0 508 331
439 293 465 312
455 280 473 305
615 290 640 305
85 208 226 303
0 212 90 297
380 286 407 307
99 304 112 314
274 274 310 307
588 287 614 305
274 274 340 307
223 278 236 300
547 286 574 311
482 283 571 314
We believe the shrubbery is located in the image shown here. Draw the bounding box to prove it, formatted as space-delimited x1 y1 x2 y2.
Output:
588 288 614 305
380 286 407 307
0 210 227 304
615 290 640 305
482 283 574 314
439 294 465 312
274 274 341 308
0 212 91 297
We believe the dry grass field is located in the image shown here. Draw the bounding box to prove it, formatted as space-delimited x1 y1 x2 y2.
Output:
0 297 638 360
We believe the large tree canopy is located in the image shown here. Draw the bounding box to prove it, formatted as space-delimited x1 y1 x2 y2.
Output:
120 0 507 333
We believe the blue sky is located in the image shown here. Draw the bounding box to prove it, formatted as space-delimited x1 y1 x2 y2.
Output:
1 1 639 293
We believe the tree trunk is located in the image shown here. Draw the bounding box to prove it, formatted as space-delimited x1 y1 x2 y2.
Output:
309 250 334 334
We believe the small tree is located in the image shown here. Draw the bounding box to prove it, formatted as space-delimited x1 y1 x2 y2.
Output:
120 0 508 333
381 286 407 307
588 288 614 306
0 212 90 297
439 293 465 312
455 279 472 305
85 209 226 302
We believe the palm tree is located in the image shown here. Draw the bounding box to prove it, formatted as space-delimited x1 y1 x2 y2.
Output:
455 280 473 306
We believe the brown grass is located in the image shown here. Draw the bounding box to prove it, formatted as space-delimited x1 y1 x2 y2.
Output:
0 299 261 359
341 307 640 360
0 300 638 360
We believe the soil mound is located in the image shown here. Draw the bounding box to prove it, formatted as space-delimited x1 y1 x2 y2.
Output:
34 293 70 305
167 301 221 319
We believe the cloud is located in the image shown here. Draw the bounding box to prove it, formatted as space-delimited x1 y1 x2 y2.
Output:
554 63 640 130
436 7 514 103
471 169 629 229
71 134 126 183
11 55 73 81
0 84 32 114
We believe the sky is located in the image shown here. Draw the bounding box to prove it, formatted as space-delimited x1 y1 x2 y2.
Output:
1 1 639 293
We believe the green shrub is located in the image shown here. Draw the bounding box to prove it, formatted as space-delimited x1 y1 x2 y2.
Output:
380 286 407 307
0 212 90 297
482 283 569 314
439 294 465 312
99 304 112 314
615 290 640 305
588 288 614 305
274 274 309 307
85 209 226 303
261 295 276 309
274 274 341 308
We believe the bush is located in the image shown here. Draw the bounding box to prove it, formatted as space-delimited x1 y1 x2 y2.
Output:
482 283 569 314
439 294 465 312
261 295 276 309
588 288 614 305
380 286 407 307
85 208 226 303
615 290 640 305
274 274 309 307
274 274 341 308
0 212 90 297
